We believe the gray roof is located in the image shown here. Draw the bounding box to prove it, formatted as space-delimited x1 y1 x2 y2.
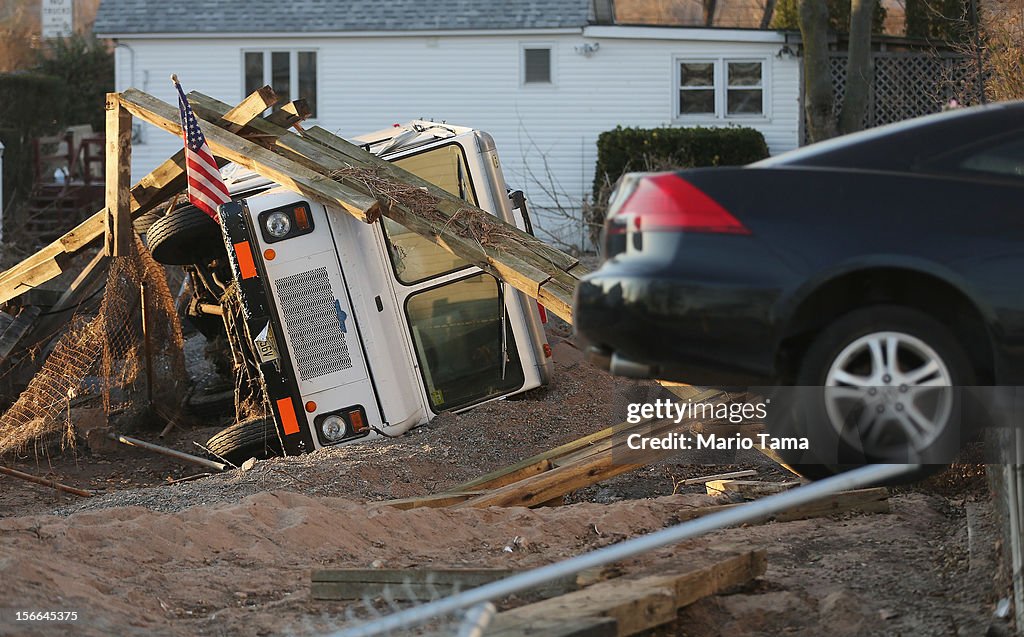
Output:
94 0 595 34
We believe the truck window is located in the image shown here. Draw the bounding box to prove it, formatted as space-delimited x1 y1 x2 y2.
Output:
383 144 477 284
406 273 525 411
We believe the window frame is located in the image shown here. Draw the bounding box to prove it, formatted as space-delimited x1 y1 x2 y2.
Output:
673 56 770 122
241 49 319 119
520 42 556 87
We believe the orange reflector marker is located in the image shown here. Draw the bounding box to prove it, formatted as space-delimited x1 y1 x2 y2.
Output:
305 401 317 413
294 206 310 230
233 241 258 279
276 397 300 435
264 248 276 261
349 410 366 433
543 344 553 358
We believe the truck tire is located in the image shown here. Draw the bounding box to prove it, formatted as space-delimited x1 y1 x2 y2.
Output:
148 206 226 265
205 418 282 466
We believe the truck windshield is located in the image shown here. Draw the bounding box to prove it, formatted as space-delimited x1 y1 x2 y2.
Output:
383 144 476 285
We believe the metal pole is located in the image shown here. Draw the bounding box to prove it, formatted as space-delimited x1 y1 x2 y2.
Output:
107 433 228 472
328 463 914 637
0 465 94 498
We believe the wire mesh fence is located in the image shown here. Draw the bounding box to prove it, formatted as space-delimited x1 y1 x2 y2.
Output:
0 236 186 455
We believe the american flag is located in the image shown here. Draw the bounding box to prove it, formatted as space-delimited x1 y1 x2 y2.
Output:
173 76 230 222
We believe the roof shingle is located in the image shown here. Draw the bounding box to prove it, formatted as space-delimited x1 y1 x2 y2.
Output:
94 0 595 34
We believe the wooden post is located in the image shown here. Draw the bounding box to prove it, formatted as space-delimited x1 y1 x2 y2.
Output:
104 93 133 257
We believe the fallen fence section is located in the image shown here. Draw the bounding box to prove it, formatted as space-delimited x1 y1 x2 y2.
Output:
328 463 915 637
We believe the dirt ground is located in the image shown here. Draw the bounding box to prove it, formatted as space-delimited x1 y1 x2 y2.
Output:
0 325 1015 636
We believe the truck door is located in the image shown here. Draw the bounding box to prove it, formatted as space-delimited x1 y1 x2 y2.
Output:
379 142 527 413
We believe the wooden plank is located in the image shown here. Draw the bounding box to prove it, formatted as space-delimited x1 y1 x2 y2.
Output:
181 95 583 320
104 93 133 257
454 450 646 510
675 487 890 524
488 550 764 637
449 389 726 495
265 99 311 129
373 491 487 510
680 469 758 485
311 568 579 602
0 88 280 304
705 479 800 498
118 89 381 224
220 85 278 132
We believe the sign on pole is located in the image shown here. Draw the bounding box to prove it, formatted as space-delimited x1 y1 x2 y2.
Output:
41 0 74 39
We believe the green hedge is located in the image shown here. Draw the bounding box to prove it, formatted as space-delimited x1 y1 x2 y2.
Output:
592 125 770 202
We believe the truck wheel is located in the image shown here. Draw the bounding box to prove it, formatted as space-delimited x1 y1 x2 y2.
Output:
205 418 282 466
148 206 226 265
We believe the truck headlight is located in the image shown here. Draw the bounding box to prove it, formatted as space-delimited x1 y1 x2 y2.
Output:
321 414 346 441
265 211 291 238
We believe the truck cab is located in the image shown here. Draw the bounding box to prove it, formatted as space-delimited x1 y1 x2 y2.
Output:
149 122 552 463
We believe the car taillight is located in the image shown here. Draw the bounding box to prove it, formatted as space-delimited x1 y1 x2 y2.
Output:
608 172 750 235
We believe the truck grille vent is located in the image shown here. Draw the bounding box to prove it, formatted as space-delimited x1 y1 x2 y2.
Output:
274 267 353 380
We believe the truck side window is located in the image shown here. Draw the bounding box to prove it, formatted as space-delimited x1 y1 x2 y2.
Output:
383 145 477 284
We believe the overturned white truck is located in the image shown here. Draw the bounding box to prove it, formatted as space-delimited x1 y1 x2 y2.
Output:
145 122 553 464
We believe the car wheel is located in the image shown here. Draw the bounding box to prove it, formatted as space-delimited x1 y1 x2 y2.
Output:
147 206 226 265
205 418 282 466
769 305 974 481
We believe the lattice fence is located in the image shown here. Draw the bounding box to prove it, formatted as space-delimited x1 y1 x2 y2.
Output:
826 51 975 130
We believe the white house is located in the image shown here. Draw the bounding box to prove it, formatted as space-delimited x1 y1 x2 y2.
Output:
94 0 801 247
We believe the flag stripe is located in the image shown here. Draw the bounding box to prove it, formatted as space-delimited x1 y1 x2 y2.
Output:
175 79 230 222
186 157 230 197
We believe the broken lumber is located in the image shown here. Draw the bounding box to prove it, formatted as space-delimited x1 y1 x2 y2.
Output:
311 568 579 601
0 87 279 304
676 487 891 523
117 89 381 224
705 479 800 499
184 92 582 320
485 550 766 637
104 93 133 257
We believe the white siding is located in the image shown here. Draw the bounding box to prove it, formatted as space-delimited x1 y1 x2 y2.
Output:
116 32 800 247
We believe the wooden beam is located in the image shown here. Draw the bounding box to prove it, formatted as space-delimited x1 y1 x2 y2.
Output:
183 92 582 321
487 550 765 637
104 93 133 257
676 487 891 524
220 85 278 132
0 88 280 304
454 450 645 510
705 479 800 499
117 89 380 223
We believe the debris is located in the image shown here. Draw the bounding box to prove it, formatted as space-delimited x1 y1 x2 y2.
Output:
0 465 94 498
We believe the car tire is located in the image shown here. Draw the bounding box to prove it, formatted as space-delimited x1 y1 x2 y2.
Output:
148 206 226 265
205 418 282 466
769 305 975 482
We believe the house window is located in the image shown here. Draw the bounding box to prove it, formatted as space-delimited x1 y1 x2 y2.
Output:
244 50 318 117
727 61 763 115
679 62 716 115
676 58 765 118
523 47 552 84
